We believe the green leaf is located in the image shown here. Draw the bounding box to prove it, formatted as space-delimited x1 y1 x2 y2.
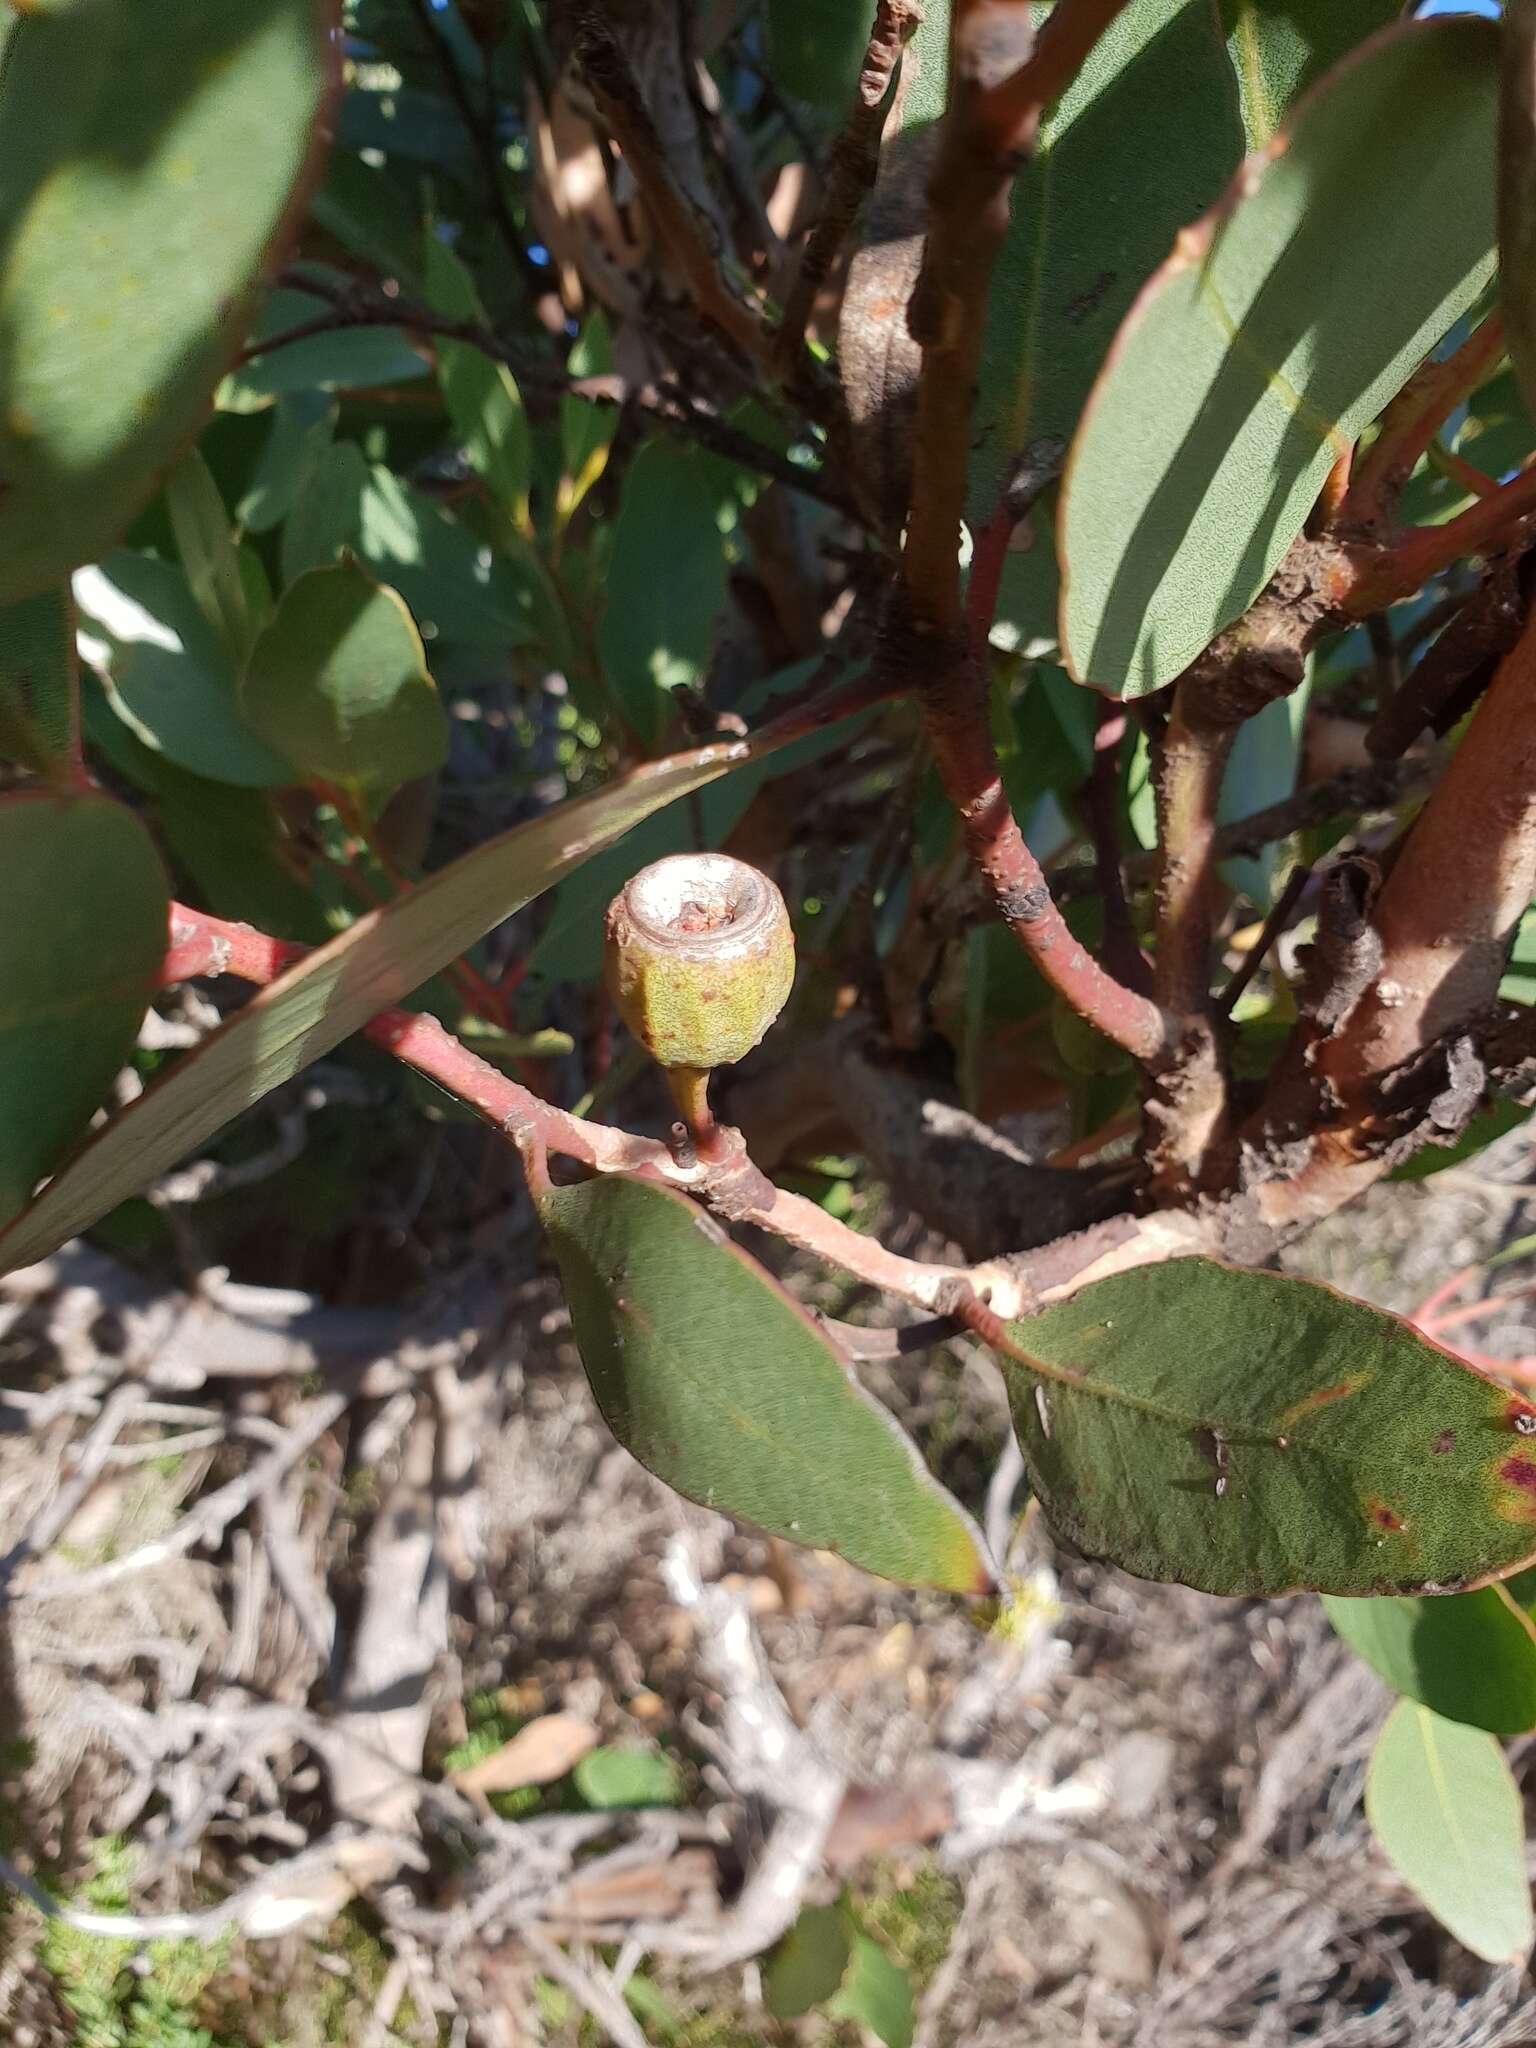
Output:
280 441 370 584
0 793 168 1222
1218 0 1404 148
1000 1258 1536 1596
0 0 333 602
356 465 539 648
165 449 252 665
765 0 869 108
424 233 531 518
970 0 1241 527
0 585 76 775
237 391 337 535
75 555 293 789
0 738 750 1271
222 294 430 411
536 1174 994 1593
763 1908 853 2020
827 1932 915 2048
571 1746 683 1811
1366 1700 1532 1963
1058 17 1499 697
240 563 449 794
560 313 615 509
1325 1572 1536 1737
1502 0 1536 424
598 443 728 751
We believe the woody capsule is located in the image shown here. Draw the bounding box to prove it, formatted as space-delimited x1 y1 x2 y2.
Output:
603 854 795 1161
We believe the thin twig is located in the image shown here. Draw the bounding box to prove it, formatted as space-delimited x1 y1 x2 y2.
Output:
1219 865 1312 1019
901 1 1169 1068
1342 312 1505 532
773 0 921 372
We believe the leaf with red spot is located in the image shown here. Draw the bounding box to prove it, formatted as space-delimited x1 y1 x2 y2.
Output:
996 1259 1536 1597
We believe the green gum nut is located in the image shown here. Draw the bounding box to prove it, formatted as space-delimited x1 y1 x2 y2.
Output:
604 854 795 1072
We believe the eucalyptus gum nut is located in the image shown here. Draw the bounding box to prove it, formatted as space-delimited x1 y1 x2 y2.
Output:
604 854 795 1072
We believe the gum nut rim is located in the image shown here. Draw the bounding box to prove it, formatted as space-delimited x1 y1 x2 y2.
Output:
616 853 789 962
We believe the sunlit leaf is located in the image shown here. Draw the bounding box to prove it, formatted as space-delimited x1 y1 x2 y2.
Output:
1059 17 1498 696
1366 1700 1532 1963
537 1173 994 1593
240 563 448 794
1001 1258 1536 1596
1325 1572 1536 1736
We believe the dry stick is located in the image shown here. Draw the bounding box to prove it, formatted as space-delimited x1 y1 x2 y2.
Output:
1081 703 1150 994
1341 311 1505 532
772 0 922 374
904 0 1172 1068
1218 864 1312 1020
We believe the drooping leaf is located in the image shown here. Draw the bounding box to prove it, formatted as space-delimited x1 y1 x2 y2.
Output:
0 738 751 1271
1058 17 1499 697
598 442 728 751
763 1908 853 2020
164 448 253 665
74 555 292 789
536 1173 994 1593
1366 1700 1533 1963
1325 1572 1536 1737
424 232 531 519
1501 0 1536 424
560 313 616 517
0 0 335 601
1000 1258 1536 1596
0 793 168 1222
571 1746 683 1812
240 563 449 794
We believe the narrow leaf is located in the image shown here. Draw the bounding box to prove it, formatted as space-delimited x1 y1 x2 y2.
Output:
1366 1700 1532 1963
1325 1572 1536 1736
0 793 168 1222
1001 1259 1536 1596
1502 0 1536 424
240 563 448 793
165 448 253 665
0 740 749 1271
237 390 337 535
1059 17 1498 697
537 1174 994 1594
424 233 531 518
280 441 369 584
0 0 335 602
598 443 728 752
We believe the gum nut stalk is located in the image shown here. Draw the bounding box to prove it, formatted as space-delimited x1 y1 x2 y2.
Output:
604 853 795 1071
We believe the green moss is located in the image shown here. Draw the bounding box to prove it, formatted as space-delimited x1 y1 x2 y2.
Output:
857 1860 964 1990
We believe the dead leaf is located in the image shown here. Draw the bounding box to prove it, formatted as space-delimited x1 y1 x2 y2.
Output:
453 1711 599 1795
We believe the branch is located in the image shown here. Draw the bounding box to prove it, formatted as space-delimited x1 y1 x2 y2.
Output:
571 11 769 366
902 0 1169 1067
1365 556 1526 759
157 906 1033 1323
256 272 863 522
773 0 921 374
1341 312 1505 532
